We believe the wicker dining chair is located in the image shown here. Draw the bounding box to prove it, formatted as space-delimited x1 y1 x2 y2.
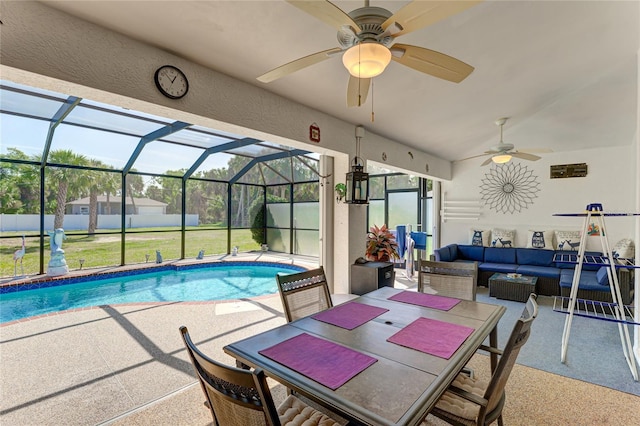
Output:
180 326 340 426
276 267 333 322
429 293 539 426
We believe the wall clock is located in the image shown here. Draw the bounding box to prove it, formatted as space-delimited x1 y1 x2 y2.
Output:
154 65 189 99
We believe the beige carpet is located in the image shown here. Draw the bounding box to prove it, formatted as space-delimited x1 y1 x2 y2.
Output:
109 354 639 426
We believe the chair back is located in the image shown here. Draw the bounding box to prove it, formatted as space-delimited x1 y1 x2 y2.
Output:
276 267 333 322
483 293 538 416
180 326 280 426
418 260 478 301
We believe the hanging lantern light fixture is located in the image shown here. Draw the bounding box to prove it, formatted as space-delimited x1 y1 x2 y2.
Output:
345 125 369 204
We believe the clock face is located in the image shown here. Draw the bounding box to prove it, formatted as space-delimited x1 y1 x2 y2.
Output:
154 65 189 99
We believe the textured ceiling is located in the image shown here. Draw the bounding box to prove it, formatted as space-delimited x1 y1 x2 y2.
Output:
41 0 639 162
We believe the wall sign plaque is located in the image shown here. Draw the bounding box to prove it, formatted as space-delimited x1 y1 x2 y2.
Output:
550 163 587 179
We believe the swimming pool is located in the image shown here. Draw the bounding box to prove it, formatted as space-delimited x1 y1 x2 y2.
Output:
0 262 305 323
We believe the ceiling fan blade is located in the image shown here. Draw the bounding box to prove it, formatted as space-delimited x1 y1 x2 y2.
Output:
518 148 554 154
286 0 360 32
347 76 371 107
455 153 490 162
480 157 493 167
257 47 342 83
390 44 474 83
382 1 483 37
511 152 542 161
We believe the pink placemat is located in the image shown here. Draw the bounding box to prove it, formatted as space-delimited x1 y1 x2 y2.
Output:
387 317 475 359
388 290 461 311
259 333 377 390
312 302 389 330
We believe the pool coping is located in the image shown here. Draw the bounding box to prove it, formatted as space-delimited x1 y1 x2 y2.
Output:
1 252 316 288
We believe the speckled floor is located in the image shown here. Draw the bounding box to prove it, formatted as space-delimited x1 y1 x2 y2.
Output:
1 257 638 425
110 354 640 426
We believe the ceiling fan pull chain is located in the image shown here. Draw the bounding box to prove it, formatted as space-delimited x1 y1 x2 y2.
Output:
371 79 375 122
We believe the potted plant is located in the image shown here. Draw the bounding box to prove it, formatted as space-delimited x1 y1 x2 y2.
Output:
366 224 400 262
335 183 346 203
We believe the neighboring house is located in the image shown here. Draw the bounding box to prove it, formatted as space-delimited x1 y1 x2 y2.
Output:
66 196 168 215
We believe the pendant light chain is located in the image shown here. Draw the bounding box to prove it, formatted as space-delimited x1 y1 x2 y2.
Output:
358 43 362 107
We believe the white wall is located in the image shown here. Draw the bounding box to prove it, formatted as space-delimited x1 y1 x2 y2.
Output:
441 146 637 251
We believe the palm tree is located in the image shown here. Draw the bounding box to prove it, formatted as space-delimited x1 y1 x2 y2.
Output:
46 150 89 229
125 173 145 214
103 171 120 215
85 160 117 235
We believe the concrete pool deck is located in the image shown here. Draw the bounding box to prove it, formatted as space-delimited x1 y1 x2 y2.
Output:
0 252 364 425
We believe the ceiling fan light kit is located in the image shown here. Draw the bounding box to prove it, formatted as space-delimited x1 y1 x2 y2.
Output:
258 1 479 106
492 153 512 164
342 42 391 78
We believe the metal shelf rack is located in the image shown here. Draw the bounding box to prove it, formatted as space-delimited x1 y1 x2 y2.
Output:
552 203 639 381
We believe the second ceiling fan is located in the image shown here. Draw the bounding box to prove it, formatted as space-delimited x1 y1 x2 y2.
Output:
257 0 481 107
460 117 545 166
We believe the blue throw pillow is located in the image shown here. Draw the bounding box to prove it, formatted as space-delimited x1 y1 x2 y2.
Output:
596 267 609 286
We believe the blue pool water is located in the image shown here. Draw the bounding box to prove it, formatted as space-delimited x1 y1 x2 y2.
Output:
0 262 304 323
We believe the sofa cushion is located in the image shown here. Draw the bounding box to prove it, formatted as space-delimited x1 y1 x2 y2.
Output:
516 265 560 279
457 245 485 262
596 267 610 286
517 248 554 266
582 252 607 271
559 269 575 282
554 251 604 270
484 247 516 264
559 270 609 292
436 244 458 262
478 263 518 274
434 245 450 262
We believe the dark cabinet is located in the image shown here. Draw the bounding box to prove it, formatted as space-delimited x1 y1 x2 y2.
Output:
350 262 395 295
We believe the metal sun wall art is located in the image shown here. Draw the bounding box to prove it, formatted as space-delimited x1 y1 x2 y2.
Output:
480 162 540 214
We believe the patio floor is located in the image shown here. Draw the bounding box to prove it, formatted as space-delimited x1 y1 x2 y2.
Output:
2 255 638 425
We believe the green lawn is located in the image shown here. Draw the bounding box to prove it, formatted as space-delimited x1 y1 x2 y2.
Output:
1 229 260 278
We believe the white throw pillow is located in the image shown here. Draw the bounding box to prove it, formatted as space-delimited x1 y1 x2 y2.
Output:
555 230 581 251
612 239 635 263
491 228 515 248
526 230 554 249
469 229 491 247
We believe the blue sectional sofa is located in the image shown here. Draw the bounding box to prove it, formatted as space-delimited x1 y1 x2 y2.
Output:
434 244 633 304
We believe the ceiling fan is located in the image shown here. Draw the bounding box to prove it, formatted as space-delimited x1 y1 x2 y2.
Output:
257 0 481 107
460 117 544 166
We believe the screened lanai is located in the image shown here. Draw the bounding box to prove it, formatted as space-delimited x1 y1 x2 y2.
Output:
0 80 325 278
1 80 434 279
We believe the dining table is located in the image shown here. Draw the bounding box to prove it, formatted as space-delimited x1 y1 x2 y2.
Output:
223 286 506 426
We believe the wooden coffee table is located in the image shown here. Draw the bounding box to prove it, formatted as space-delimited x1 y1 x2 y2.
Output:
489 273 537 302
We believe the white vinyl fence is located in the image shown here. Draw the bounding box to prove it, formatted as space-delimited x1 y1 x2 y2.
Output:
1 214 199 232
